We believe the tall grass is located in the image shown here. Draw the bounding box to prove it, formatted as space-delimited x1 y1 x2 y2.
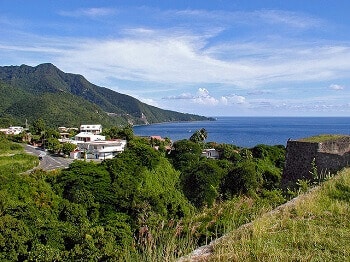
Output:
0 139 38 175
127 194 284 261
208 169 350 261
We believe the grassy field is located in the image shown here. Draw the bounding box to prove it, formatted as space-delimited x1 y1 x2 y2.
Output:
298 134 348 143
0 139 38 175
207 168 350 261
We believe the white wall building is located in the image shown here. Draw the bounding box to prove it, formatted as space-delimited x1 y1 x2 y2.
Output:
2 126 24 135
74 132 105 143
201 148 220 159
79 124 102 135
72 140 127 160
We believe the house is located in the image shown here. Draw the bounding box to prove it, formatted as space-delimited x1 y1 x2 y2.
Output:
72 139 127 160
79 124 102 135
70 150 80 159
74 132 105 142
201 148 220 159
150 135 165 141
9 126 24 135
68 124 127 159
58 126 78 132
0 126 24 135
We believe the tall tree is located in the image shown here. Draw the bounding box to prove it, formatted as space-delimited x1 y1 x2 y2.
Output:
189 128 208 143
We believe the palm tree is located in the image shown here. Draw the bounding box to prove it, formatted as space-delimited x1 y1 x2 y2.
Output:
189 128 207 143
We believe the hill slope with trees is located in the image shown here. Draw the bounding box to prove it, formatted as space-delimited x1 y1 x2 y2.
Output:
0 63 210 127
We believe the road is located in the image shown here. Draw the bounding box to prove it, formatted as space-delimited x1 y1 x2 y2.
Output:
25 145 74 171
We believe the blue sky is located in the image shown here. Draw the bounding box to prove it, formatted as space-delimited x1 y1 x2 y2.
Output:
1 0 350 117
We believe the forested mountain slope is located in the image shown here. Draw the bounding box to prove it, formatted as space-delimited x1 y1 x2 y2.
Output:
0 63 209 127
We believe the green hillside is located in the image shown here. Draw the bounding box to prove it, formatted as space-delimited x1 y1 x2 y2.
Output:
0 63 210 127
206 169 350 261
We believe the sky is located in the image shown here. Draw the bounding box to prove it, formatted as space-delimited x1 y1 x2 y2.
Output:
1 0 350 117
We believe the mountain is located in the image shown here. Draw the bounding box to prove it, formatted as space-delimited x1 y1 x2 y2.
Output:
0 63 210 128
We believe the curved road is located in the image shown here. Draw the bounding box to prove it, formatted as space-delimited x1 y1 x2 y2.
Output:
25 145 74 171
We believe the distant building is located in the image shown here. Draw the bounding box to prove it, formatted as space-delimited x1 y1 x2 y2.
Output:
201 148 220 159
0 126 24 135
150 135 165 141
79 124 102 135
58 126 78 132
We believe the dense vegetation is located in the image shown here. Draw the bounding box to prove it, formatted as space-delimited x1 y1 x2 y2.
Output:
0 126 295 261
0 63 210 128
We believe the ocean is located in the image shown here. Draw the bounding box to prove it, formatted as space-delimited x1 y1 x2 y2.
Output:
133 117 350 148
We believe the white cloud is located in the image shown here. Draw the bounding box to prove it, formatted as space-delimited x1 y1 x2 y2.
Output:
162 88 219 105
58 7 116 18
197 88 210 97
254 10 322 29
220 94 246 105
163 93 194 100
2 7 350 90
2 6 350 117
46 31 350 90
330 84 344 90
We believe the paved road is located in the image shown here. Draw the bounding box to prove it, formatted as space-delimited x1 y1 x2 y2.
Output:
25 145 74 171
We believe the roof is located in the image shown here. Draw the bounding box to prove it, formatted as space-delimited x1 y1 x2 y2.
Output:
75 132 104 138
88 140 126 145
151 135 164 141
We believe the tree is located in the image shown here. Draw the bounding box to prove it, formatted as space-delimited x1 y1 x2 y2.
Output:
62 143 77 156
181 159 225 208
45 128 60 139
30 118 46 135
102 126 120 140
46 137 61 153
221 160 262 198
251 144 285 168
0 215 31 261
215 143 241 162
168 139 202 171
189 128 208 143
118 125 134 141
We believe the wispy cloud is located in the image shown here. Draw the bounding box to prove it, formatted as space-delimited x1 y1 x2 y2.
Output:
55 35 350 89
1 5 350 116
330 84 344 90
254 9 323 29
58 7 116 18
163 88 219 105
3 30 349 93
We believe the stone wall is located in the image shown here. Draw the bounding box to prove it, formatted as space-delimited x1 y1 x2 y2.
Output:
318 136 350 154
282 136 350 183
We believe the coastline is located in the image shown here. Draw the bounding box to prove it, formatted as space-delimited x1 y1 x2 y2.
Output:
133 117 350 148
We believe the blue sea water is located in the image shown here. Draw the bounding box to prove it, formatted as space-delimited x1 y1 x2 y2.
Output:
133 117 350 148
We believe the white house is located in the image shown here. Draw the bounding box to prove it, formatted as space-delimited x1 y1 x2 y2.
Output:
79 124 102 135
74 132 105 143
1 126 24 135
68 124 127 160
201 148 220 159
72 139 127 160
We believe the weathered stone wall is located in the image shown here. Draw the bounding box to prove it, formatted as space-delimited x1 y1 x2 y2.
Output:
283 141 318 182
316 151 350 174
283 136 350 183
318 136 350 154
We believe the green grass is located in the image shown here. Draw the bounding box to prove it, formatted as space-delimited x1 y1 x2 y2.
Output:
129 194 285 261
0 139 38 175
298 134 348 143
208 168 350 261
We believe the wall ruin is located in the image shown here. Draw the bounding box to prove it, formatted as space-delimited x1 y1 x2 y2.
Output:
282 136 350 184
